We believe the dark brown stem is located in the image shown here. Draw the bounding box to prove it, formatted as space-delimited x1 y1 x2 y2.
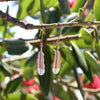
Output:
0 10 100 30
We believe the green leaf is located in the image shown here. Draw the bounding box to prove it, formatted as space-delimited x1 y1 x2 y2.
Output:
68 88 78 100
39 45 52 96
4 76 22 94
58 0 70 14
0 46 6 57
80 28 92 45
17 0 58 19
60 46 76 66
23 67 33 81
25 52 38 66
0 72 5 81
60 62 72 77
0 59 13 76
85 10 95 22
40 0 46 23
59 13 78 34
96 40 100 60
72 39 93 48
54 83 70 100
71 42 88 71
5 40 29 55
4 93 37 100
94 94 100 100
73 68 84 97
71 42 93 82
71 0 85 12
93 0 100 21
94 26 99 43
0 6 8 38
83 51 100 74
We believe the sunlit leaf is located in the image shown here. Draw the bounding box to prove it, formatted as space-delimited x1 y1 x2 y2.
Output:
0 59 13 76
93 0 100 21
80 28 93 45
72 42 93 82
4 76 22 94
54 83 70 100
71 0 86 12
83 51 100 75
4 93 37 100
96 40 100 60
23 67 33 80
17 0 58 19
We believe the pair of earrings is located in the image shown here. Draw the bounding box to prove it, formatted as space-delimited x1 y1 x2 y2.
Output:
36 29 62 76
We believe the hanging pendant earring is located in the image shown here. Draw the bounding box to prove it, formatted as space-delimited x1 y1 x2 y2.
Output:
36 30 45 75
52 28 62 74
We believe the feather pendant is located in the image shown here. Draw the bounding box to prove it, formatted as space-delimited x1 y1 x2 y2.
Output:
36 48 45 75
52 48 61 74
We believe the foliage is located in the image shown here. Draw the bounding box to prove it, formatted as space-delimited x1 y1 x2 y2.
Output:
0 0 100 100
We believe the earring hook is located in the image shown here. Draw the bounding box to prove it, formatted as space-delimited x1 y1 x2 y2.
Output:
56 26 62 48
39 29 43 48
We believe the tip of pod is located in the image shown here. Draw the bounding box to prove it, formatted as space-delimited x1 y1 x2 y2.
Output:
37 68 45 76
52 68 60 74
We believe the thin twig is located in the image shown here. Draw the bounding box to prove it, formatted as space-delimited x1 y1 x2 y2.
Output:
2 56 28 62
57 79 78 89
0 34 82 46
0 10 100 30
28 34 82 45
58 79 100 93
10 65 22 73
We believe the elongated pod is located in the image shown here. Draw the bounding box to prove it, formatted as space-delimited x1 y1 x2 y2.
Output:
36 47 45 75
52 47 61 74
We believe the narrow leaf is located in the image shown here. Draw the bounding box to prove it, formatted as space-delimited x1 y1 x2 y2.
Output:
25 52 38 66
71 0 86 12
96 40 100 60
4 76 22 94
23 67 33 81
93 0 100 21
68 88 78 100
54 83 70 100
72 42 93 82
72 42 88 71
80 28 92 45
58 0 70 14
73 68 84 98
0 59 13 75
83 51 100 74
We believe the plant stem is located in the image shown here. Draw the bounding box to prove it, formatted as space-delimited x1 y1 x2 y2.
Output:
0 10 99 30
